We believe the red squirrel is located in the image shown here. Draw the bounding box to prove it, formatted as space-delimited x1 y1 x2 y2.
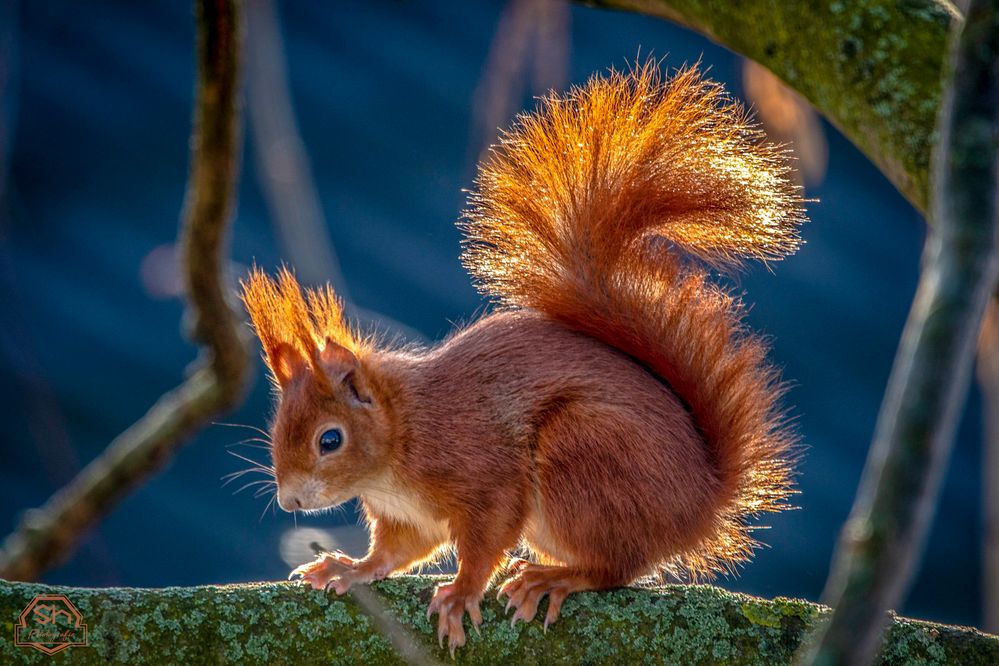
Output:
241 62 806 653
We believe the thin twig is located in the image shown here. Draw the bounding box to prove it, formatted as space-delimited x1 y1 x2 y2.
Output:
800 1 999 663
0 0 251 582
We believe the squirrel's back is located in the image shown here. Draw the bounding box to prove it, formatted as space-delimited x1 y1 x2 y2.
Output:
461 62 806 578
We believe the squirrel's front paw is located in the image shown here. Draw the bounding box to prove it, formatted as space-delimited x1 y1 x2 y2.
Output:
290 552 391 595
427 582 483 657
323 565 385 596
288 551 357 590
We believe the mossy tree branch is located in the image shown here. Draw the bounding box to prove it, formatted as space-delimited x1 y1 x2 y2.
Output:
1 578 996 665
584 0 957 212
800 1 999 663
579 0 999 657
0 0 251 582
0 4 990 663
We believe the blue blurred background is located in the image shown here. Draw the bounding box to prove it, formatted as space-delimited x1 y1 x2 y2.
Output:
0 0 982 628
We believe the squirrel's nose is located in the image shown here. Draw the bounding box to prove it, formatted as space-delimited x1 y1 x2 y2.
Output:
276 488 303 512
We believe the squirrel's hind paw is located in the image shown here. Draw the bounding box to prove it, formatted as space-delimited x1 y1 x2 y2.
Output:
497 563 593 631
427 582 482 656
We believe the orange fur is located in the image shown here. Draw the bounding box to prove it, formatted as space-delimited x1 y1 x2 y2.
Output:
463 61 803 579
241 62 806 652
242 265 363 383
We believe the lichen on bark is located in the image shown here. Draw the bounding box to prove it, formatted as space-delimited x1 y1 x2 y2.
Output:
584 0 957 212
1 577 995 664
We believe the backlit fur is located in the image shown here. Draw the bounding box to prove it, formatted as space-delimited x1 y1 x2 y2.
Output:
241 62 806 644
462 61 804 578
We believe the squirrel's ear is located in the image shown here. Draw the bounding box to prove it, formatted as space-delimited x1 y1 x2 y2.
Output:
319 338 373 406
319 338 358 377
269 342 307 389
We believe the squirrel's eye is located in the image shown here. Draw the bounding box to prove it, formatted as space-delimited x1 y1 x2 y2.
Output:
318 428 343 455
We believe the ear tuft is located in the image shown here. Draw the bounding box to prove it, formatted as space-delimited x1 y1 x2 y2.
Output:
270 342 307 389
241 266 362 388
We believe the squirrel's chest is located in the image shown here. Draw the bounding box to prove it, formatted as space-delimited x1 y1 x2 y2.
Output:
361 475 450 542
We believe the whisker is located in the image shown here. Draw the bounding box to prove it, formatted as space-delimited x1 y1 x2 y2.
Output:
221 467 274 487
254 484 277 499
231 443 271 452
260 493 278 522
234 479 276 495
226 436 273 445
227 450 276 475
214 421 272 438
225 437 273 450
222 470 252 485
225 444 271 455
221 465 273 483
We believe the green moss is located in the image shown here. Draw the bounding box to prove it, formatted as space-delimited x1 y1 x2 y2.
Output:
0 577 995 664
741 600 783 629
588 0 957 212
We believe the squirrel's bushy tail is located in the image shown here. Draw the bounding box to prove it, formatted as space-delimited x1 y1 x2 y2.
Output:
461 62 806 578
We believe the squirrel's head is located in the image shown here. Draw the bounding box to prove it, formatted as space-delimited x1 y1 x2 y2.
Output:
266 339 394 512
240 267 393 513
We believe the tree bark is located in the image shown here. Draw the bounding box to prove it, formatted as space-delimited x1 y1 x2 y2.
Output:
583 0 957 213
798 0 999 662
581 0 999 648
1 577 995 665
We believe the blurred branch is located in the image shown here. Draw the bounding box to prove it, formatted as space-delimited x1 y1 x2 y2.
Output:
245 0 348 293
0 0 251 582
800 0 999 662
531 0 570 98
979 300 999 633
243 0 425 344
742 60 828 188
470 0 570 164
2 578 996 664
583 0 957 213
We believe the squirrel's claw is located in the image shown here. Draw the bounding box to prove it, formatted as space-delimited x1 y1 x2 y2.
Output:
498 562 579 630
327 576 353 596
288 551 357 590
497 572 539 622
436 619 447 649
468 602 482 635
544 588 569 631
427 582 478 656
